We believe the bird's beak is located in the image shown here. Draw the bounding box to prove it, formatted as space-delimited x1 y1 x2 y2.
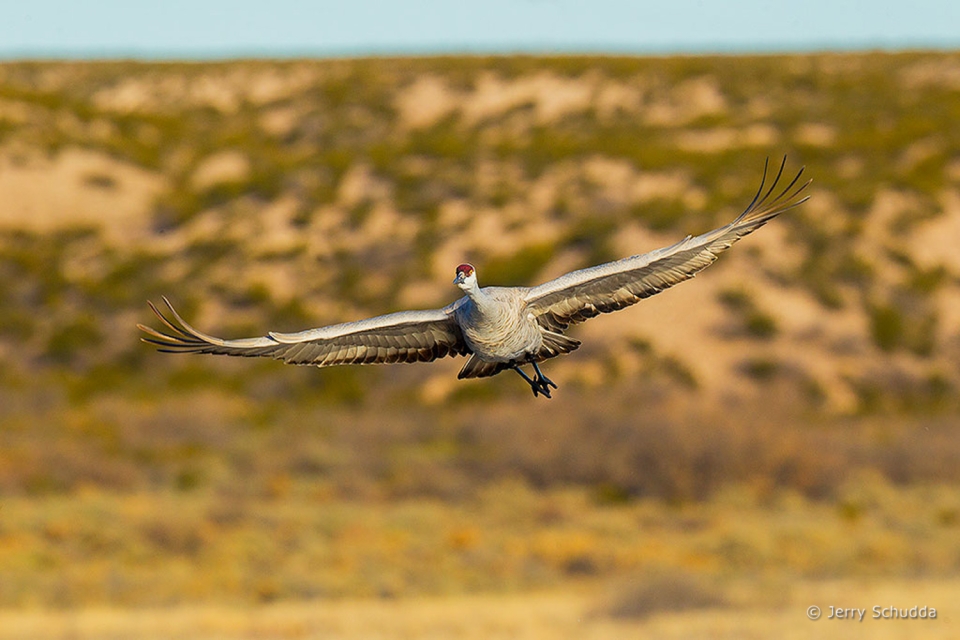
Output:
453 272 465 285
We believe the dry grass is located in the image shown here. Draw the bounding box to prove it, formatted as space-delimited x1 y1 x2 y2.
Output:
1 477 958 608
1 578 958 640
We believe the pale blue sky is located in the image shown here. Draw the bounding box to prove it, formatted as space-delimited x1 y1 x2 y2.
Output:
0 0 958 59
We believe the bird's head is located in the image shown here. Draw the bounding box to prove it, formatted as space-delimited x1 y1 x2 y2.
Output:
453 263 477 290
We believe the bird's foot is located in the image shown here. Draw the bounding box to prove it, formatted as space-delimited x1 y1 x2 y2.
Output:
513 364 555 399
536 373 558 391
529 362 557 398
530 378 553 398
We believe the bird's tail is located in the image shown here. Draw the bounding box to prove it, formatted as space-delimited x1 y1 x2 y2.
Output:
457 355 506 379
535 330 581 361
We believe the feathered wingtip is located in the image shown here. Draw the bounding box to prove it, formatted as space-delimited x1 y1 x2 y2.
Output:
736 156 812 225
137 296 215 352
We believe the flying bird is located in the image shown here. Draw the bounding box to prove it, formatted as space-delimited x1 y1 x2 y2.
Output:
140 157 810 398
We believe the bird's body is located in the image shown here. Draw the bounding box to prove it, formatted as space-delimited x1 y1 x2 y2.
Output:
454 287 544 363
141 158 810 398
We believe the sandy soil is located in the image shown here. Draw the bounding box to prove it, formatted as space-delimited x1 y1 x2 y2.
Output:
0 146 165 241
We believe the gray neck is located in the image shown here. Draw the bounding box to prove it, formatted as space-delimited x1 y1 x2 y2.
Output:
462 281 492 309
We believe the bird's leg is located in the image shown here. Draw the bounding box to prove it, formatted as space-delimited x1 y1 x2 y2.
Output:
531 361 558 391
512 364 551 398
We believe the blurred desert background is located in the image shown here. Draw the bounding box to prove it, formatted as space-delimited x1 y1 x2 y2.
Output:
1 53 959 638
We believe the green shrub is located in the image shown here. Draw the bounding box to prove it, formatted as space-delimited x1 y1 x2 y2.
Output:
718 289 778 340
45 317 103 365
745 311 779 339
869 303 904 352
481 243 556 285
740 358 779 381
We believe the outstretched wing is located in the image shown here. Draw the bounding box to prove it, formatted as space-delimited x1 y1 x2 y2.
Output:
139 297 470 367
524 157 810 332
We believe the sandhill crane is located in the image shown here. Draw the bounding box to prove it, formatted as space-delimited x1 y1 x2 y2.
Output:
140 157 809 398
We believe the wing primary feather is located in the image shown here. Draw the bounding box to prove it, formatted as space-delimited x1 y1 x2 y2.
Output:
740 155 770 219
146 299 185 336
737 156 810 223
757 155 787 211
771 162 806 205
159 295 222 346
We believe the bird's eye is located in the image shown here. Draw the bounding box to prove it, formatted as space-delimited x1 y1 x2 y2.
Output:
456 263 474 277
